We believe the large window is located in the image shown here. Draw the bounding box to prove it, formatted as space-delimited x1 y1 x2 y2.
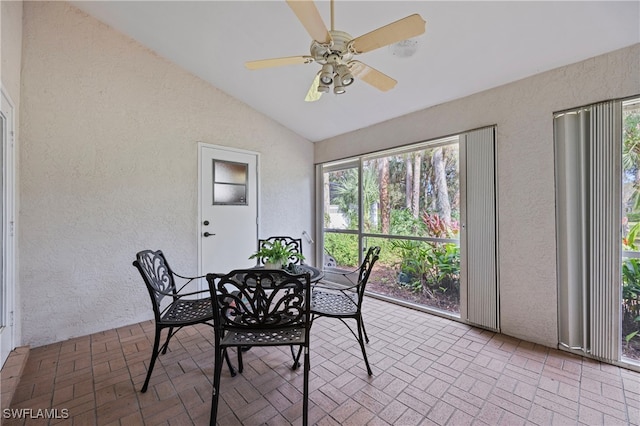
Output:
322 137 462 315
622 98 640 363
320 127 497 328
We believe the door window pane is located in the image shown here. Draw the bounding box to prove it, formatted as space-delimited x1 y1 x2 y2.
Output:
212 160 247 205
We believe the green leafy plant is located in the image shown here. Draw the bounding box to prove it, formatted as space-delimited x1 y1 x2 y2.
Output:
393 240 432 294
323 233 359 267
390 209 426 236
248 241 304 268
625 316 640 343
391 237 460 298
623 222 640 345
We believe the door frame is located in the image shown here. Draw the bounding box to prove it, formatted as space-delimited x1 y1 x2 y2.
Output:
0 85 16 367
197 143 260 286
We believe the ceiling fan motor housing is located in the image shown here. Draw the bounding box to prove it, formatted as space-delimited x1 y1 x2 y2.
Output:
310 30 354 65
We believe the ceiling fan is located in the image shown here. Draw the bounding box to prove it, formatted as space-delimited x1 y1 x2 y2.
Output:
245 0 426 102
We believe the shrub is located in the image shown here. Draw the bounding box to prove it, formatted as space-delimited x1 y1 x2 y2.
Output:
391 239 460 296
324 233 359 267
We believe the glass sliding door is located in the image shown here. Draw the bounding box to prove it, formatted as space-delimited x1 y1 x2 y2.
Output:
622 98 640 363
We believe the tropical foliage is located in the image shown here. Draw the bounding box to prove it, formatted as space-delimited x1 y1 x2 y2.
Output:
622 102 640 357
323 142 461 312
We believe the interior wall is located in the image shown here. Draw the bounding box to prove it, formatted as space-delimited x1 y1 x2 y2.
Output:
315 44 640 348
1 0 23 348
19 1 314 347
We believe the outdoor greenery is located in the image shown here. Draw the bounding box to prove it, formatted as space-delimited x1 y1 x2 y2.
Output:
323 233 359 266
623 102 640 359
323 142 461 312
248 240 305 268
622 224 640 343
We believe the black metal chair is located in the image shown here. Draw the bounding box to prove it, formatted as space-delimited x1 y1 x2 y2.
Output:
206 269 311 426
133 249 234 393
256 236 304 265
311 246 381 376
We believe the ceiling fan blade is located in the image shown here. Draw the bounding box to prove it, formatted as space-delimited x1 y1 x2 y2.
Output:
286 0 332 44
348 60 397 92
245 55 314 70
304 73 323 102
350 14 426 54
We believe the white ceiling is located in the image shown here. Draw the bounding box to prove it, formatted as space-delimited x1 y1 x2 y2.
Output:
71 1 639 142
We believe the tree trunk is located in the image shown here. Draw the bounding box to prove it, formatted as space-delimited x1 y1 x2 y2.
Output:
379 157 390 233
432 147 452 226
405 155 413 210
412 152 422 218
323 174 331 227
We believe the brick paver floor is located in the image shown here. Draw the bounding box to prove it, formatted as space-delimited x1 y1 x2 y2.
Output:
5 297 640 425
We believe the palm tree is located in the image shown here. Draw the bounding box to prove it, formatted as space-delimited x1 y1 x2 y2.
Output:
333 167 379 230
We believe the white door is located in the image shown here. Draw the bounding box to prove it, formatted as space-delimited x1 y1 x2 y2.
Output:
0 87 16 367
199 144 258 279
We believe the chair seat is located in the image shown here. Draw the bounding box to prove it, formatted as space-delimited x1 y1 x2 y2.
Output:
311 289 359 316
221 327 307 346
161 297 213 324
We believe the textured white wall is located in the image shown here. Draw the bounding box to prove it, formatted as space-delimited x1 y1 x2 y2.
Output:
19 2 314 347
315 44 640 347
1 0 23 347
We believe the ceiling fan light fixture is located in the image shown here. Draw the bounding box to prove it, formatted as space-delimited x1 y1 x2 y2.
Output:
333 82 346 94
341 74 354 86
317 83 330 93
336 64 354 86
320 63 334 84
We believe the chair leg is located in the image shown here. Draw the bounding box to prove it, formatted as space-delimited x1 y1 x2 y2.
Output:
223 349 236 377
302 345 310 426
356 317 373 376
237 347 244 373
162 326 175 354
141 327 162 393
210 346 225 426
361 318 369 344
290 345 303 370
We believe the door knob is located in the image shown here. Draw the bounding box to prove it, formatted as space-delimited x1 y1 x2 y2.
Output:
203 220 210 226
203 232 215 237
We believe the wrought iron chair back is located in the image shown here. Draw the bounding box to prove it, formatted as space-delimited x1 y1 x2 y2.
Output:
135 250 181 320
133 250 234 393
256 236 304 265
355 245 381 299
215 270 307 332
206 269 311 426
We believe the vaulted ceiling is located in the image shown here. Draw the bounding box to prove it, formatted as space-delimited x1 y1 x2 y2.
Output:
71 1 640 142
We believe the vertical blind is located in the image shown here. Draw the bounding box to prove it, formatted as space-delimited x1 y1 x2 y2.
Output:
464 127 499 331
555 101 621 362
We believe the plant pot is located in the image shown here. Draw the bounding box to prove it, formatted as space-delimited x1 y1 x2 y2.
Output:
265 261 283 269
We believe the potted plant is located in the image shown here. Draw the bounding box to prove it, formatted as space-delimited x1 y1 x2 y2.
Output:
248 240 305 269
